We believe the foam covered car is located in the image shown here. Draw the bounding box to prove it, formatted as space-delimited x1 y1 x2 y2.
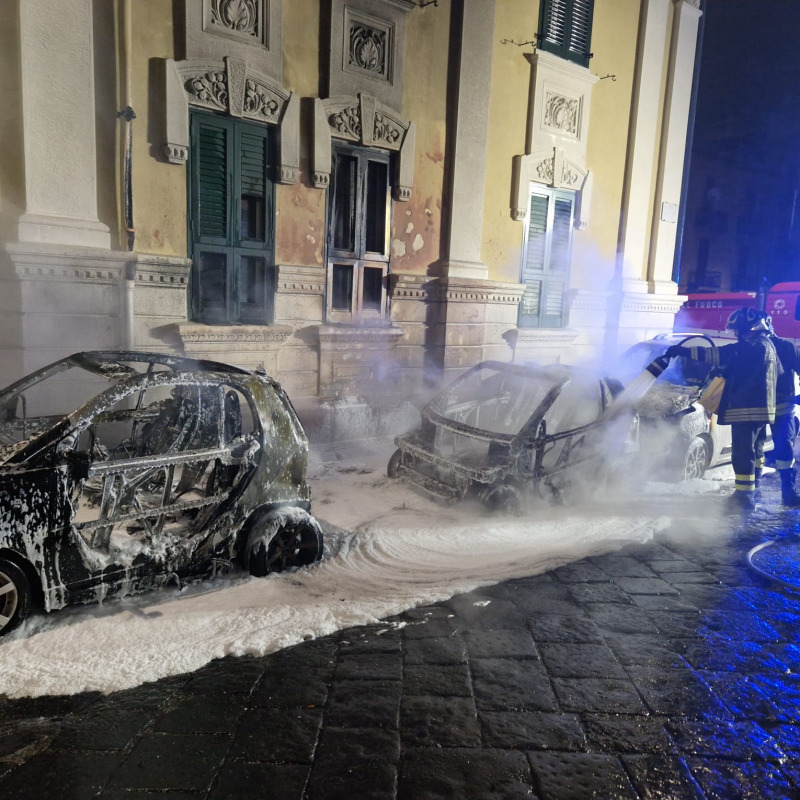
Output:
0 352 322 635
387 360 637 511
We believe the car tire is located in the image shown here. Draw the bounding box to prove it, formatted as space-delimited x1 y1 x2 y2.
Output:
387 449 402 479
683 437 709 481
0 558 32 636
247 509 324 578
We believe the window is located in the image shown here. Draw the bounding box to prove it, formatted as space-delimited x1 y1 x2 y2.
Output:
326 143 391 323
189 112 276 325
537 0 594 68
519 186 575 328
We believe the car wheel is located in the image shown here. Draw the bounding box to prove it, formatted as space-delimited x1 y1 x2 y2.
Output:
683 437 709 481
0 558 32 636
248 509 324 578
387 449 402 478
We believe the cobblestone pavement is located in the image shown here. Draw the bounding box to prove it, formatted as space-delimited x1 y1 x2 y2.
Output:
3 474 800 799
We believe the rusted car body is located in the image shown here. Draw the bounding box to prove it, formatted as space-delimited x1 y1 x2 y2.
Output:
388 361 636 510
0 352 322 635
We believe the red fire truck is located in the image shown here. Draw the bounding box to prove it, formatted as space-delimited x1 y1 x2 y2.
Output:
674 283 800 343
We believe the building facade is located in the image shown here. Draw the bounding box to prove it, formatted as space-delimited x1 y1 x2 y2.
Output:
0 0 701 436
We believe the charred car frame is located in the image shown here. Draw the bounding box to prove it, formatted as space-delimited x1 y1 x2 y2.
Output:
388 360 636 511
0 352 322 635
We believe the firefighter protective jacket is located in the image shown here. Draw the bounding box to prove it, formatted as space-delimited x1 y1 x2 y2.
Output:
770 334 800 417
683 334 779 425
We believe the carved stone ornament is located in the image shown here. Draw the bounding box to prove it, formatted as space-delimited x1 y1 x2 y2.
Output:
561 162 581 187
535 157 554 184
349 23 388 77
374 112 402 146
244 77 281 122
186 71 228 111
543 92 578 136
205 0 267 48
329 105 362 140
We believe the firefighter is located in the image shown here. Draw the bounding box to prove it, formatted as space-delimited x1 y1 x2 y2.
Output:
664 306 779 512
762 314 800 505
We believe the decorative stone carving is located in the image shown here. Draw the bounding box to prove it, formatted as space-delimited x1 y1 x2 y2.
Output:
244 77 281 122
349 22 389 78
561 161 582 187
164 58 299 184
186 71 228 111
329 105 362 140
374 112 402 146
543 92 578 136
535 157 554 183
210 0 260 37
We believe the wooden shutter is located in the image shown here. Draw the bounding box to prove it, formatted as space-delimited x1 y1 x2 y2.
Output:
520 193 548 325
538 0 594 67
196 120 230 241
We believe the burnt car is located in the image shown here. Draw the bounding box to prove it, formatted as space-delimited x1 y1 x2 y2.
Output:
0 352 322 635
617 333 740 480
387 360 637 511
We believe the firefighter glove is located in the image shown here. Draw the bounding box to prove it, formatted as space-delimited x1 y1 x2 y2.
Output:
664 345 689 360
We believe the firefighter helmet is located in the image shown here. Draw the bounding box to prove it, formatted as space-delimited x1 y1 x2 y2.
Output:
725 306 771 336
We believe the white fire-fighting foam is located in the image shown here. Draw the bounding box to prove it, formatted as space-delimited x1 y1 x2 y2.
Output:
0 443 736 698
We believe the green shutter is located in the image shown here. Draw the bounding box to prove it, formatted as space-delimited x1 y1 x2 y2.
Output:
538 0 594 67
197 122 229 240
520 194 549 326
240 132 266 196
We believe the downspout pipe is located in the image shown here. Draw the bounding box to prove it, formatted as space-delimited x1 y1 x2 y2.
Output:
116 0 136 351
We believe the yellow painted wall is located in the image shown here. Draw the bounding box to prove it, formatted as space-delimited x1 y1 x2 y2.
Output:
0 2 25 249
577 0 640 291
277 0 324 267
130 0 186 257
481 0 538 283
389 1 450 276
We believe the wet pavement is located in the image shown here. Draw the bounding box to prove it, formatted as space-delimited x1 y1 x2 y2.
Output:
3 472 800 798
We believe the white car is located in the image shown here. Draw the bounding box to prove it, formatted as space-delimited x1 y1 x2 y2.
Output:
618 333 737 480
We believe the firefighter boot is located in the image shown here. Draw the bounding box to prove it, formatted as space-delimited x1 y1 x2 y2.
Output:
727 490 757 513
779 468 800 507
755 467 763 501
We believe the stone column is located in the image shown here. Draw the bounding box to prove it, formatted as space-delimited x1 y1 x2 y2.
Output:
649 0 702 292
17 0 110 248
442 0 495 280
618 0 671 293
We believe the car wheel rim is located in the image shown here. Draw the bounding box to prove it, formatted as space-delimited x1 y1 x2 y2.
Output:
266 524 319 571
686 444 705 480
0 570 19 632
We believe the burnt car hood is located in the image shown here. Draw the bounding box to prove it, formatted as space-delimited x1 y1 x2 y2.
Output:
635 382 703 419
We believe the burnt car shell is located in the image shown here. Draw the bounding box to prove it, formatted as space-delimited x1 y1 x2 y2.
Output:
0 352 320 634
389 360 636 510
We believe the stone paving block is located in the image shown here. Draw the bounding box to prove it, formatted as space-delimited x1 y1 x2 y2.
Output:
551 677 648 715
250 668 330 708
181 656 265 695
585 605 660 635
229 707 323 762
552 562 609 583
629 593 701 612
526 614 603 644
621 754 704 799
0 751 121 800
88 682 181 714
666 718 785 761
686 756 795 800
400 696 481 747
263 638 337 670
527 751 638 799
403 634 467 665
153 692 246 735
464 628 538 659
472 659 559 713
207 762 309 800
314 727 401 762
538 643 628 679
642 610 709 639
748 673 800 723
480 710 585 751
51 709 151 751
338 627 404 654
107 733 230 791
335 653 403 681
399 747 534 800
401 618 458 640
0 693 102 721
590 555 658 578
603 633 689 669
324 680 401 729
612 576 681 595
0 718 63 759
101 791 201 800
625 668 731 719
643 559 710 574
701 610 781 643
768 723 800 757
403 662 472 697
444 596 528 628
702 672 785 722
566 582 633 605
655 570 719 584
306 760 397 800
581 714 675 755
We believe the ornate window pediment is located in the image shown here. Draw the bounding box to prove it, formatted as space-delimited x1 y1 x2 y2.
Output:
312 93 415 202
163 57 299 185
